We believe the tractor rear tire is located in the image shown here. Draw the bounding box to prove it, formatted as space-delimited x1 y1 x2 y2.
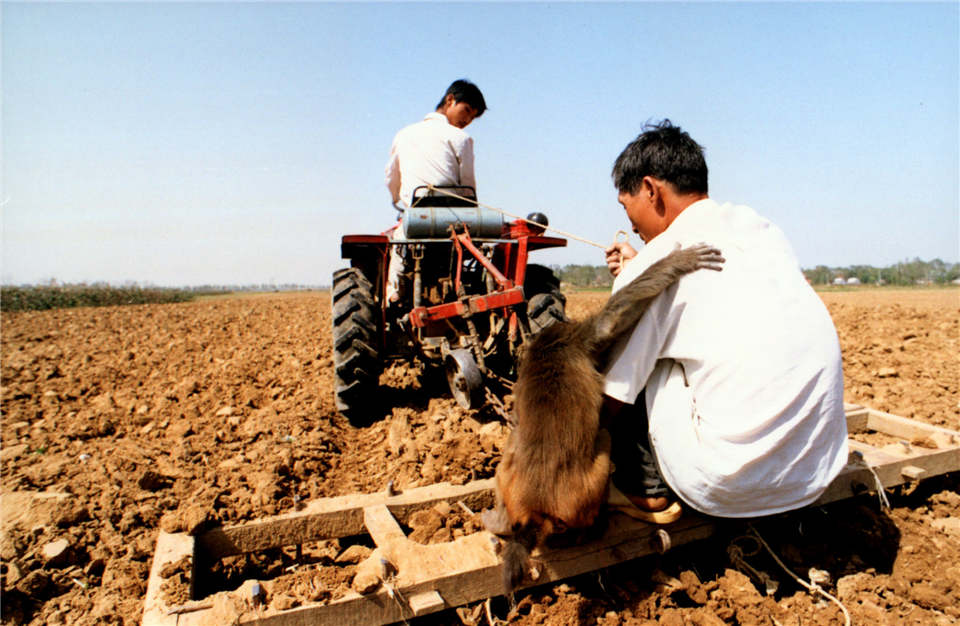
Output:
524 264 567 334
332 267 382 425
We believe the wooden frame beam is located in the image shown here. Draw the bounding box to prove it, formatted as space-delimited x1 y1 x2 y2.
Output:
143 407 960 626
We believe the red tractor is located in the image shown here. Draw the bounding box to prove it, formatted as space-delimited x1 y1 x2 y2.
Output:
332 186 567 423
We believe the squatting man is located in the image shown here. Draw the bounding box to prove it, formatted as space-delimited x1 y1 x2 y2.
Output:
602 120 848 517
478 120 847 592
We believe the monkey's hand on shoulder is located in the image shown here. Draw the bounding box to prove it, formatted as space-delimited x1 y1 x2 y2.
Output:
669 242 725 273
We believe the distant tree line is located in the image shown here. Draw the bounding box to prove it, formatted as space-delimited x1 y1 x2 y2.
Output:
802 258 960 286
551 258 960 289
0 281 325 312
0 284 198 312
550 265 614 289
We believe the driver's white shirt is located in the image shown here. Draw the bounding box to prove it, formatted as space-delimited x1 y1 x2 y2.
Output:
603 198 848 518
385 112 476 206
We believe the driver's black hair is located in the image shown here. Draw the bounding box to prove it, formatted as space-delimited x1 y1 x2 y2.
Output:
437 79 487 117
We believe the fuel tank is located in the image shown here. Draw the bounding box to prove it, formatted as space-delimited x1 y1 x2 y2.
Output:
402 207 504 239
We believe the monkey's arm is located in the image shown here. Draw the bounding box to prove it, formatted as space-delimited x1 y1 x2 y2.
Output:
588 243 723 359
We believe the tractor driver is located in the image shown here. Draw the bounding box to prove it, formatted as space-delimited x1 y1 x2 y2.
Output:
383 79 487 302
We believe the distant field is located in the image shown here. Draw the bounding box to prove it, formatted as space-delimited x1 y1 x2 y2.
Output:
572 284 960 299
0 285 330 311
813 284 960 294
193 289 326 302
3 283 955 312
816 285 959 310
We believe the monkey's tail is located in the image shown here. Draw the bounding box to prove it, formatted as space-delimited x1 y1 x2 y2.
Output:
501 521 542 593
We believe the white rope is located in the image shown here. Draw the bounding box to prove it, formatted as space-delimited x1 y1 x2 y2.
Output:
869 467 891 510
747 524 852 626
484 597 499 626
425 184 609 249
383 581 410 626
848 450 890 509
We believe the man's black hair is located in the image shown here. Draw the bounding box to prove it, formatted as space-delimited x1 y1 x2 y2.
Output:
612 119 708 195
437 79 487 117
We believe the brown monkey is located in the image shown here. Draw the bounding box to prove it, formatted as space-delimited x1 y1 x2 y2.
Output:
482 243 724 591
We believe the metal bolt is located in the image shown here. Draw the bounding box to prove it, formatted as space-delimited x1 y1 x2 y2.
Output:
653 529 672 554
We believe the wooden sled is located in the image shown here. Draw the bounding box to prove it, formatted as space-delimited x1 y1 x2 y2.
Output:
142 405 960 625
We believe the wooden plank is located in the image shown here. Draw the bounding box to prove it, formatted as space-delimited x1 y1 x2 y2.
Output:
865 409 960 446
525 515 715 589
233 589 417 626
233 514 715 625
197 479 495 559
408 590 446 616
878 442 928 458
847 440 907 464
845 408 870 433
900 465 926 481
141 531 196 626
815 446 960 505
363 505 407 548
231 529 500 625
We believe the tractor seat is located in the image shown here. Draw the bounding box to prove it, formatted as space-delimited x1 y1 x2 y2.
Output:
410 185 477 208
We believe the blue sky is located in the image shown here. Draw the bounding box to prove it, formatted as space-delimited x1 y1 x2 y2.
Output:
3 2 958 286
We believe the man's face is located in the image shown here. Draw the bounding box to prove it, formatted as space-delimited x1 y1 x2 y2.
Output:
443 99 478 129
618 188 660 243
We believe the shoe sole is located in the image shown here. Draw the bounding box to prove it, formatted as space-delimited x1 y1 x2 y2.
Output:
607 483 683 524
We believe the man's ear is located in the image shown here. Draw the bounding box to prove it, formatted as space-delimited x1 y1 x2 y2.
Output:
643 176 666 216
640 176 655 195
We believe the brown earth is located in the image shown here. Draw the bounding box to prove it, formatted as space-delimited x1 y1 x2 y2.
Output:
1 287 958 625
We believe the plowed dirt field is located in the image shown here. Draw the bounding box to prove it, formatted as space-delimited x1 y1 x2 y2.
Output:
2 288 958 625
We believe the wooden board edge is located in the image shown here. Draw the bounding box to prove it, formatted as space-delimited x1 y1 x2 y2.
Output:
523 516 716 590
816 446 960 506
233 516 715 626
198 479 495 559
848 440 908 464
865 409 960 442
845 408 870 433
364 504 407 548
142 531 196 626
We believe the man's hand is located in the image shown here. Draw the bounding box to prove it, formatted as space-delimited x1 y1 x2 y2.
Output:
605 241 638 277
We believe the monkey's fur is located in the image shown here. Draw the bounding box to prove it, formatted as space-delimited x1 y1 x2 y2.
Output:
482 243 724 591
